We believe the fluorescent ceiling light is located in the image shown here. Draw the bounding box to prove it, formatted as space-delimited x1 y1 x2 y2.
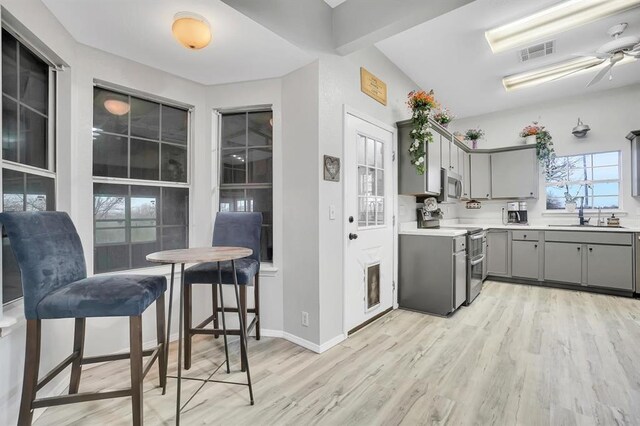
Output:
486 0 640 53
503 56 637 90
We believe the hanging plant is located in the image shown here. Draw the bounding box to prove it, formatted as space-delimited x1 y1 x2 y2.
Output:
521 122 556 171
407 90 439 175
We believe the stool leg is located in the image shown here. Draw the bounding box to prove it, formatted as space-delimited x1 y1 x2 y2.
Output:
18 319 41 426
212 281 219 339
217 263 230 374
69 318 85 394
155 293 167 389
163 263 175 396
232 260 254 405
254 274 261 341
183 283 192 370
129 316 143 426
240 285 247 372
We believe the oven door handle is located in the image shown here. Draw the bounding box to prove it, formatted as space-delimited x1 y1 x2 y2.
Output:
470 234 485 240
470 256 485 266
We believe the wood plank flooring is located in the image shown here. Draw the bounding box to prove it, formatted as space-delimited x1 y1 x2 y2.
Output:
35 281 640 425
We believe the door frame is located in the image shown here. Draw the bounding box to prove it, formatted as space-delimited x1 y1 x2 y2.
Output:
341 105 399 338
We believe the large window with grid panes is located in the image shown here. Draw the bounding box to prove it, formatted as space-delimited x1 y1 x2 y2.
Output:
2 28 57 305
219 110 273 261
92 85 190 273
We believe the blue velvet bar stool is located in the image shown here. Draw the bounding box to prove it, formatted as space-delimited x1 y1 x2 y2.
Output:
0 212 167 426
183 212 262 371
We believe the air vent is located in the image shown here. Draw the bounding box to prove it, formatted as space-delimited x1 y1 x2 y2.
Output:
519 41 555 62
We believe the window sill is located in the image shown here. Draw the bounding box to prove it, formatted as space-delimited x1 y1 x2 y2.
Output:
541 210 628 217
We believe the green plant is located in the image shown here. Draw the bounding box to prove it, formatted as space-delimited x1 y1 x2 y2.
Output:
464 128 485 141
534 127 556 172
407 90 438 175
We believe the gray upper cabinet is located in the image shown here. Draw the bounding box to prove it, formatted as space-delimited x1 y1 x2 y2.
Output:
491 148 538 199
461 151 470 200
511 241 539 280
544 242 582 284
441 132 450 172
470 153 491 199
628 130 640 197
586 244 633 290
397 120 441 195
487 230 509 276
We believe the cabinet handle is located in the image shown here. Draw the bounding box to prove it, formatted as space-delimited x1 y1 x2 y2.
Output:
577 247 581 251
524 234 527 238
589 247 593 252
534 244 537 249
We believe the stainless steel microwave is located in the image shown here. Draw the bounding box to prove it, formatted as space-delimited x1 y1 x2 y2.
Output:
438 169 462 203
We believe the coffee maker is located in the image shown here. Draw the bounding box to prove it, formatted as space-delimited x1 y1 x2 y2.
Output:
507 201 528 224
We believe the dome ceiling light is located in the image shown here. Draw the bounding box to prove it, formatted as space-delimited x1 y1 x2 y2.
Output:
103 99 130 116
172 12 212 50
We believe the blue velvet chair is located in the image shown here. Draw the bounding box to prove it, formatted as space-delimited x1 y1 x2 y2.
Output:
0 212 167 426
183 212 262 371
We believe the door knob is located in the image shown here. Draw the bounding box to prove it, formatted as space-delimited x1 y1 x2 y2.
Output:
349 233 358 240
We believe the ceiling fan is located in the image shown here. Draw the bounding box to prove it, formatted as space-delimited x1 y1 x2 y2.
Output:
576 23 640 87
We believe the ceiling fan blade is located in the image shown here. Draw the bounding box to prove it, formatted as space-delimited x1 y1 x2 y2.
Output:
573 52 611 59
587 62 614 87
547 58 604 83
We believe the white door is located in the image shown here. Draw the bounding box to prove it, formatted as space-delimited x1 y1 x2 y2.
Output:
344 113 395 333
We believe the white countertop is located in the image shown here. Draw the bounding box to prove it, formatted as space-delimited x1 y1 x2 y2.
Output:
400 221 640 235
399 228 468 237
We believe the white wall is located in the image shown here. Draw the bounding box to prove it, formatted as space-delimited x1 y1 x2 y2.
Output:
317 46 416 344
448 84 640 227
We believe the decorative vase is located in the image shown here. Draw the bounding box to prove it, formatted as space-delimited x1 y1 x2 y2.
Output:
441 122 449 128
471 139 478 149
565 202 577 213
525 135 536 145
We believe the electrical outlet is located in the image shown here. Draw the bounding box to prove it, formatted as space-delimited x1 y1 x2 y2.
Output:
301 311 309 327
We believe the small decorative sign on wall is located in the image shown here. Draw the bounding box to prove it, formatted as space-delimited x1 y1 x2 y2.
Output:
323 155 341 182
360 67 387 106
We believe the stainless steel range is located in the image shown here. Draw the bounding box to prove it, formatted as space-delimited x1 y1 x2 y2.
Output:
440 226 486 305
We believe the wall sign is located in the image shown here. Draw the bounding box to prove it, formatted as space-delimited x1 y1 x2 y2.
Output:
360 67 387 106
323 155 341 182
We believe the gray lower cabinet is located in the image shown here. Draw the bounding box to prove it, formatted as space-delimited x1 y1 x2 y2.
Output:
586 244 633 290
487 230 509 276
544 242 582 284
511 241 539 280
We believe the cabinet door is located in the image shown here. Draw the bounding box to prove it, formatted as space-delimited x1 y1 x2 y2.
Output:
512 241 539 280
586 245 633 290
470 153 491 199
454 251 467 308
440 134 450 171
487 230 509 276
544 242 582 284
491 149 538 199
450 144 460 174
461 151 470 199
426 133 442 194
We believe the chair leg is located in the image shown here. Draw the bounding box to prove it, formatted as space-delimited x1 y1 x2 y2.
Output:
183 283 192 370
240 285 247 372
18 319 41 426
155 294 167 389
254 274 261 341
129 316 143 426
69 318 86 394
212 282 219 339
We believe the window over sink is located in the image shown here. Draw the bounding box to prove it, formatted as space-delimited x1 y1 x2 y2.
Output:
545 151 620 210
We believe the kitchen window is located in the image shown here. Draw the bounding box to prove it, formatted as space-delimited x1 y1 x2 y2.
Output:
545 151 620 210
2 28 57 305
219 110 273 261
93 85 190 273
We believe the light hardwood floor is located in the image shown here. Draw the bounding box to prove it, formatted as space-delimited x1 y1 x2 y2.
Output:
35 281 640 425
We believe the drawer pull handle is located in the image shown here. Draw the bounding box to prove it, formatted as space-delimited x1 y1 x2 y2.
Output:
577 247 581 251
589 247 593 252
534 244 538 249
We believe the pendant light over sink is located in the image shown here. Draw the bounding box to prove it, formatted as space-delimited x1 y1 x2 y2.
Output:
172 12 212 50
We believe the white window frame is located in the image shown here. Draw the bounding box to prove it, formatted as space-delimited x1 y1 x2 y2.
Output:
544 150 621 212
0 23 59 317
91 81 193 274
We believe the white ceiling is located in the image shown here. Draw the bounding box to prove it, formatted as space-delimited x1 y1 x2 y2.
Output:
323 0 348 8
376 0 640 118
42 0 314 85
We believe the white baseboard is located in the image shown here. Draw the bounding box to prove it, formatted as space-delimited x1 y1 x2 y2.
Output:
282 332 321 353
319 333 346 353
260 328 284 338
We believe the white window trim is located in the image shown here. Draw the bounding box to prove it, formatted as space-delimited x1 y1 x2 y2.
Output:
544 150 622 213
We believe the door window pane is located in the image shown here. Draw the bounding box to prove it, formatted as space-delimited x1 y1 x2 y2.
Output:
93 133 128 178
131 97 159 140
130 139 159 180
162 105 188 145
357 135 365 165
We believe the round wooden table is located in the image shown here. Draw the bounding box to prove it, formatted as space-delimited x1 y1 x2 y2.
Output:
147 247 254 425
